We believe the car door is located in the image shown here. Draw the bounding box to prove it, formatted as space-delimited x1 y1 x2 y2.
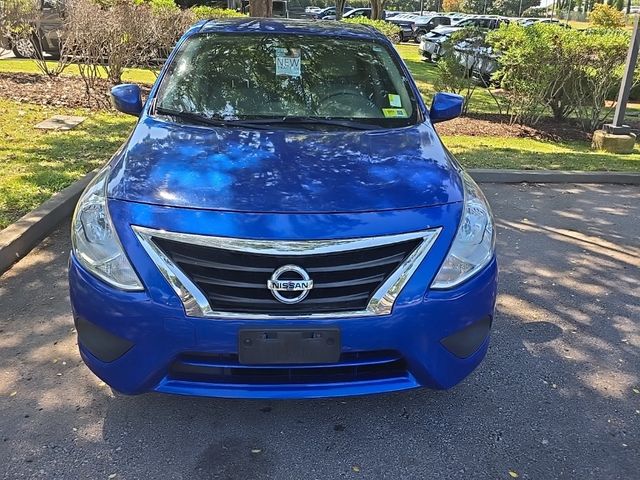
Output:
39 0 63 53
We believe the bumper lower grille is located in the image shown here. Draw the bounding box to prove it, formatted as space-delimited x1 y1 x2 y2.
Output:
168 351 408 385
152 237 421 315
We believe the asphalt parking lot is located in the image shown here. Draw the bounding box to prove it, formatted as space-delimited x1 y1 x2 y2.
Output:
1 183 638 480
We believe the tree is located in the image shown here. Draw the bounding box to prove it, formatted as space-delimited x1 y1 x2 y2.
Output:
590 3 625 27
492 0 541 15
250 0 272 17
615 0 624 10
370 0 387 20
335 0 347 20
442 0 462 11
461 0 491 14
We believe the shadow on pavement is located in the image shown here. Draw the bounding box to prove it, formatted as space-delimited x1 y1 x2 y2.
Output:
0 184 638 479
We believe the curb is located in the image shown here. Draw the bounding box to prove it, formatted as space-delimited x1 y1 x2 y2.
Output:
468 169 640 184
0 168 638 276
0 170 96 276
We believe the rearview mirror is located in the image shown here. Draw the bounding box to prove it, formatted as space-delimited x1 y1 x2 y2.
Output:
429 92 463 124
110 84 143 116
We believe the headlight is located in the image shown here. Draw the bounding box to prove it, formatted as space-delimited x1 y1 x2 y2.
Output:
431 171 495 289
71 167 143 291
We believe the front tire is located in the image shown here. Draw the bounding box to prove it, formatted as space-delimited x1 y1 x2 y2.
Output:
12 37 39 58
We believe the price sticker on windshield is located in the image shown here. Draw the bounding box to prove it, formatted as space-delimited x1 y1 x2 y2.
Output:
275 47 301 77
382 108 408 118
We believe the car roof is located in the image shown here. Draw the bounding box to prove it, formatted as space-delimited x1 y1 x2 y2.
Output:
197 17 386 41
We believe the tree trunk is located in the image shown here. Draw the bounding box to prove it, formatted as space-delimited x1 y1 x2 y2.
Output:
371 0 386 20
335 0 347 20
250 0 273 17
335 0 346 20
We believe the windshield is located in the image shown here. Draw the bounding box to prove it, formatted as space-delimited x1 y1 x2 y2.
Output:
155 33 419 129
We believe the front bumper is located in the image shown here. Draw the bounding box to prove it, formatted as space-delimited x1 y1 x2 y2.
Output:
70 254 497 399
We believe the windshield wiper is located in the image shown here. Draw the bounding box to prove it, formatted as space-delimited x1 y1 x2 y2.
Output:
156 108 380 131
235 117 380 131
155 106 270 130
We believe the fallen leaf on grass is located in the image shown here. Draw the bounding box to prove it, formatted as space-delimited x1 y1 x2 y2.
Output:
633 388 639 394
250 448 262 454
509 470 519 478
9 391 17 397
352 466 361 473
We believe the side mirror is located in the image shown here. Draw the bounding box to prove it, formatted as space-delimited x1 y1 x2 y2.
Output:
429 92 463 124
110 84 143 116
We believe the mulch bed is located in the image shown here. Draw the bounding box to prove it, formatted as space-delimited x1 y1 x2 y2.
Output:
0 71 631 143
0 72 150 110
436 113 594 143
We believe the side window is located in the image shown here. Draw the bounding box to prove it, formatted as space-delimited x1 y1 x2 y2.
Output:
442 17 451 25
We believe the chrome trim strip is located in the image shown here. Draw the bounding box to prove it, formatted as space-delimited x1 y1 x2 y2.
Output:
133 226 441 319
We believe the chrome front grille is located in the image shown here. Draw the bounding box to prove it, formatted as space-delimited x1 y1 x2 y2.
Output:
133 227 441 318
153 237 420 314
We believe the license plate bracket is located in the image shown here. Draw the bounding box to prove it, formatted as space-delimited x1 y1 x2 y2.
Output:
238 329 341 365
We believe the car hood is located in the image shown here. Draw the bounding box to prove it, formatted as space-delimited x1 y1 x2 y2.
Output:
107 116 463 214
430 25 460 36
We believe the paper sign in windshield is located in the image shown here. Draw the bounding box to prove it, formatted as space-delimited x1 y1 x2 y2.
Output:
388 94 402 108
275 48 301 77
382 108 408 118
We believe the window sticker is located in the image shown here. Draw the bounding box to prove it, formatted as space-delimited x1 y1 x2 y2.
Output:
382 108 408 118
275 47 301 77
388 94 402 108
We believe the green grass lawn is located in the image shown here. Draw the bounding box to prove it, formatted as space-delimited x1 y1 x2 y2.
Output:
443 135 640 171
0 99 134 229
0 58 156 84
0 50 638 230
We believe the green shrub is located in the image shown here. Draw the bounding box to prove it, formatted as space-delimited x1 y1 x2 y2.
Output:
134 0 178 11
487 23 632 130
190 6 247 19
433 28 487 115
487 23 575 124
342 17 401 43
589 4 625 28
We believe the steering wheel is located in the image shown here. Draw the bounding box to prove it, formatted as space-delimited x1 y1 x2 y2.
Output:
317 90 380 117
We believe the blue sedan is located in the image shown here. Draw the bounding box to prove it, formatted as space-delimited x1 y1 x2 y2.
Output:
69 18 497 399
